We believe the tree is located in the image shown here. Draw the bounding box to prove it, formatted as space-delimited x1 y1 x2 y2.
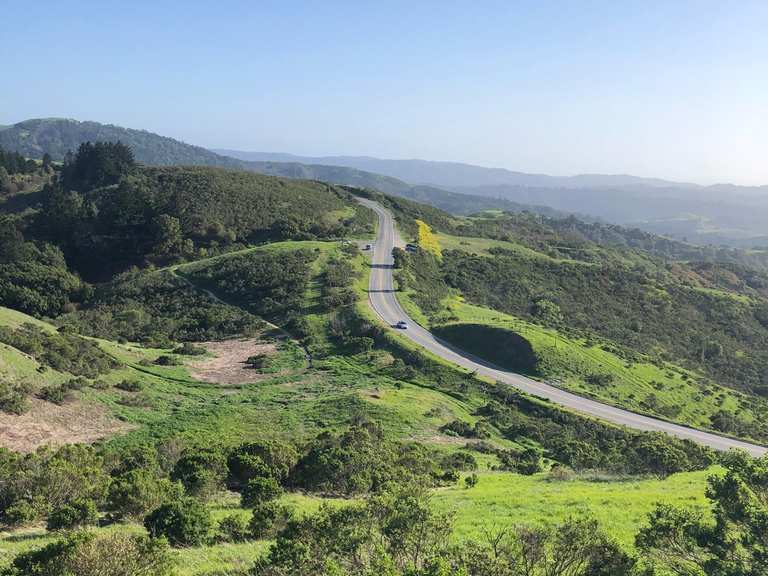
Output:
106 469 183 520
171 447 226 498
248 501 294 540
215 514 251 543
637 450 768 575
241 477 283 508
144 498 212 547
227 440 298 490
152 214 184 257
0 167 9 194
46 498 98 531
62 141 135 192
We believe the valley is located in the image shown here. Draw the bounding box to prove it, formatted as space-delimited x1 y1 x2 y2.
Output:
0 137 767 576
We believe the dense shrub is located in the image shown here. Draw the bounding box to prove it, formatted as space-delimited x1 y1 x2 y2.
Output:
0 445 109 525
171 447 227 498
144 498 212 547
215 514 251 544
241 477 283 508
226 440 299 490
57 269 264 344
248 502 294 540
46 498 98 531
0 323 118 378
0 530 174 576
187 249 316 322
106 469 183 521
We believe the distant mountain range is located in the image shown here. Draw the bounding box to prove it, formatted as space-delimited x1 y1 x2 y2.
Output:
215 149 701 190
4 118 768 246
0 118 568 219
219 149 768 247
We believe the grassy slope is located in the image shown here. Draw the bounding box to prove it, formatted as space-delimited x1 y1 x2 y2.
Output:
398 230 766 439
442 301 757 431
434 469 712 549
0 231 721 573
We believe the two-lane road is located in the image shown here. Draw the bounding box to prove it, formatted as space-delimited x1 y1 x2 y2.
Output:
358 198 767 457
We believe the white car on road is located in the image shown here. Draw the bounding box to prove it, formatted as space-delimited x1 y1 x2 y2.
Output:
395 320 409 329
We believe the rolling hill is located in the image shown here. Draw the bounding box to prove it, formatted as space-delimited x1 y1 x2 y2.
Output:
220 149 768 247
0 118 566 218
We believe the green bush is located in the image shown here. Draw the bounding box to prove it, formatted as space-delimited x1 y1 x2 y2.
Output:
153 355 180 366
226 441 299 490
46 498 98 531
173 342 207 356
2 500 38 528
241 477 283 508
116 379 143 392
1 530 175 576
248 502 293 540
215 514 251 543
106 469 183 521
171 447 227 498
144 498 212 548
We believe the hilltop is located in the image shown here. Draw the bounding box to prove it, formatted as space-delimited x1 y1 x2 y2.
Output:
0 118 580 219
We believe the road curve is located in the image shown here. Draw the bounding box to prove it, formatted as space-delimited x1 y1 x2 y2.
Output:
358 198 767 457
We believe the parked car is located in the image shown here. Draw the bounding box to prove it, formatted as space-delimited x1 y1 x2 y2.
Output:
364 244 372 250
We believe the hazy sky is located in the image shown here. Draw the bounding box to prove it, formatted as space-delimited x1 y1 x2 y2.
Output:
2 1 767 185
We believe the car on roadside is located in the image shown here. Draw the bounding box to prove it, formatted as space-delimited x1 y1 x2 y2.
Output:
395 320 409 329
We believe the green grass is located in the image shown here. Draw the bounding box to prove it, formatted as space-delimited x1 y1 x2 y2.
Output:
435 232 564 262
0 469 713 572
0 237 728 573
0 491 345 575
434 469 713 549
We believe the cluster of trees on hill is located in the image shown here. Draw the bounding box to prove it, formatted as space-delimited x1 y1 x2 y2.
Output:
0 146 53 195
187 249 317 321
0 147 40 175
57 268 265 346
29 141 370 279
0 217 86 317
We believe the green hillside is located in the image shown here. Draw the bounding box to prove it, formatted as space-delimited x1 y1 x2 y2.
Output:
0 146 767 575
0 119 576 219
388 200 768 443
0 119 240 167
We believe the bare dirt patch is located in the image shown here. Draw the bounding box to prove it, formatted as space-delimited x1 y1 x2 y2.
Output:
0 398 133 452
189 338 279 385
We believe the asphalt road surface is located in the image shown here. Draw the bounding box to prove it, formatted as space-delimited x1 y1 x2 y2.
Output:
357 197 767 457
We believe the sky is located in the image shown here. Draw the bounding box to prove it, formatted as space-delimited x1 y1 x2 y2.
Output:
2 1 767 185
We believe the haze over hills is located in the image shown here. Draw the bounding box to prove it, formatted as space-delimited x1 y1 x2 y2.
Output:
220 149 768 247
0 118 570 218
216 149 700 190
5 117 768 246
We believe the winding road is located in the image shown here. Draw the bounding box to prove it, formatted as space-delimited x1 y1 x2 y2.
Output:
358 198 767 457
